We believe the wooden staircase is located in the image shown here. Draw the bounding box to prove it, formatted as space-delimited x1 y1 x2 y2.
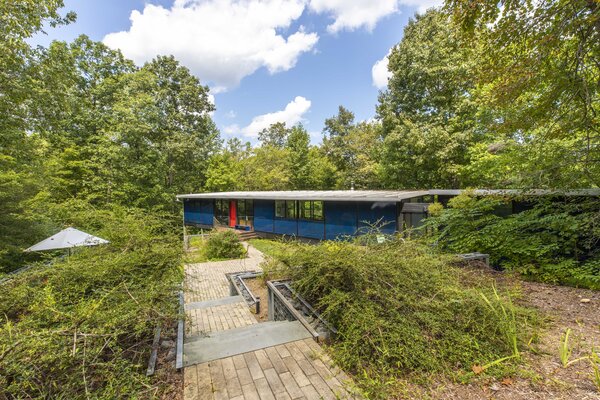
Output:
235 230 260 241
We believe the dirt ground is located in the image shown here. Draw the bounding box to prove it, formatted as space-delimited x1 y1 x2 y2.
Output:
244 277 270 322
154 328 184 400
425 269 600 400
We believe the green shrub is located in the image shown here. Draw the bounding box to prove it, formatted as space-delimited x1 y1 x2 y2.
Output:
205 230 246 260
276 238 535 398
0 202 183 398
424 192 600 289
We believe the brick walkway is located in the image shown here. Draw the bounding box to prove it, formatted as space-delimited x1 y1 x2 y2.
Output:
183 244 361 400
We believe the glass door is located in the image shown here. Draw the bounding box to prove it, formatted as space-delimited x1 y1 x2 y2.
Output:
236 199 254 230
214 199 229 226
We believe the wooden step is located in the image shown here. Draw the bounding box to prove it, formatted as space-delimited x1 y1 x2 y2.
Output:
183 321 311 366
237 231 259 240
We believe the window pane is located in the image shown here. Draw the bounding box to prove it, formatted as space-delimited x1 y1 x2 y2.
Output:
222 200 229 216
275 201 285 218
237 200 245 216
300 201 312 219
286 200 296 219
313 201 323 220
246 200 254 216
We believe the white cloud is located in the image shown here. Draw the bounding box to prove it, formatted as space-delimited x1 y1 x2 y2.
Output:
223 124 240 135
103 0 319 90
399 0 443 14
309 0 398 33
372 49 392 89
241 96 311 137
308 0 443 33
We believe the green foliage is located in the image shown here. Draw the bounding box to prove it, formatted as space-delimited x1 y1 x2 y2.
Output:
425 193 600 288
0 1 77 272
205 230 246 260
380 119 473 188
275 239 535 398
559 328 573 368
0 204 183 398
249 238 295 260
1 24 219 271
446 0 600 186
258 121 288 148
322 107 384 189
204 123 338 191
376 10 482 189
591 349 600 392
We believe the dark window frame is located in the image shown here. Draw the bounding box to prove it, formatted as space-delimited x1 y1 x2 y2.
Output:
274 200 298 219
298 200 324 221
214 199 230 224
275 200 286 218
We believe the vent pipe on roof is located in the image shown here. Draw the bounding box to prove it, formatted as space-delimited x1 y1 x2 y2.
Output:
350 180 355 191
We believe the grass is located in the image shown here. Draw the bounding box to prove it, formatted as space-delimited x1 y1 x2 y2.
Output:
591 349 600 392
249 238 295 259
559 328 573 367
257 236 538 399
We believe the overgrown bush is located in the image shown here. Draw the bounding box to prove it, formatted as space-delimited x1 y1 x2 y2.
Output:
0 201 183 398
205 230 246 260
424 193 600 289
276 239 535 398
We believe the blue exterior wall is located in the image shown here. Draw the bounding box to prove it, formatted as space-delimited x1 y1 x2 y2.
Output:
254 200 274 233
357 202 397 234
182 197 398 239
273 218 298 236
298 220 325 240
184 199 214 226
324 202 358 239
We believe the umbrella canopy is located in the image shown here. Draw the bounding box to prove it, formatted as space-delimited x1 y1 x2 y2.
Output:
24 227 109 252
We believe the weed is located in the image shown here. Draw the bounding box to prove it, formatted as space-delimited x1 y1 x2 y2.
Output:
480 283 520 359
590 348 600 392
559 328 573 367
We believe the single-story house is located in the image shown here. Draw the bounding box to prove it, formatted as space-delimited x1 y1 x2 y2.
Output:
176 189 599 240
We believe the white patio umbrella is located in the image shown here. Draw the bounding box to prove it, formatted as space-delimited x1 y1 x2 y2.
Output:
24 227 109 252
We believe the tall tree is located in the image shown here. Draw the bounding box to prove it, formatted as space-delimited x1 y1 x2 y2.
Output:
377 10 482 189
286 125 311 189
0 1 75 271
446 0 600 187
322 106 356 173
322 106 383 189
258 122 289 148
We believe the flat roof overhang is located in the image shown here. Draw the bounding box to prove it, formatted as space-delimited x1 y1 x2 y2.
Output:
176 190 430 202
177 189 600 203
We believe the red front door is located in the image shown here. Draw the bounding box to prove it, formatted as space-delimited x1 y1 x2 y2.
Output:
229 200 236 227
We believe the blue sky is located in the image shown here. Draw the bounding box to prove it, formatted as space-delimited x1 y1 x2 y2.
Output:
33 0 441 144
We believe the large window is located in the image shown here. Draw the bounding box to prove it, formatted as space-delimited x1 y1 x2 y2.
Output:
275 200 286 218
275 200 298 219
236 199 254 227
214 199 229 225
299 200 324 221
286 200 297 219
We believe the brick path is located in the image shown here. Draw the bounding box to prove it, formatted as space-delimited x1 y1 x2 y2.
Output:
183 244 361 400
